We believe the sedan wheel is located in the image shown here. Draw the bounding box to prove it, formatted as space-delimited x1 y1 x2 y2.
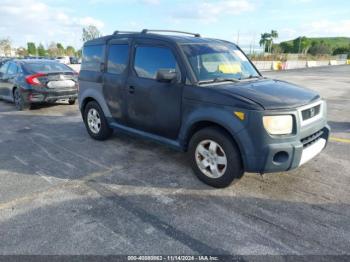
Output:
13 89 29 111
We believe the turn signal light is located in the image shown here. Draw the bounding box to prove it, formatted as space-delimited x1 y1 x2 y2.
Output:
234 111 245 121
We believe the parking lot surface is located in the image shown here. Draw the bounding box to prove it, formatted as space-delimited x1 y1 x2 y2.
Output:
0 65 349 255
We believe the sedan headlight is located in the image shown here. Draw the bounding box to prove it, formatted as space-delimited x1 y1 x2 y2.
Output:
263 115 293 135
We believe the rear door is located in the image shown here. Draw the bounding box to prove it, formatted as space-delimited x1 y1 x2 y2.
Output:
126 39 184 139
103 39 130 125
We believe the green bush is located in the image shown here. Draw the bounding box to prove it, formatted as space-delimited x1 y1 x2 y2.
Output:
308 42 332 56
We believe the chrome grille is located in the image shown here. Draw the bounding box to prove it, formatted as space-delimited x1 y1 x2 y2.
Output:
301 104 321 121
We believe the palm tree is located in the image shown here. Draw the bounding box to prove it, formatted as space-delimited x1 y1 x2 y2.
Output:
269 30 279 53
259 30 279 53
259 33 270 53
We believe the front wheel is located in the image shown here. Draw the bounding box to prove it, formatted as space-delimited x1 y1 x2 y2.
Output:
68 98 76 105
188 127 244 188
83 101 113 140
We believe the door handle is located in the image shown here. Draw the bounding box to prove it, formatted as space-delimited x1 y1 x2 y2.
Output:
128 86 135 94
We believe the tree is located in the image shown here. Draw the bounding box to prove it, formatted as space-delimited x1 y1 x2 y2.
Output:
56 43 65 56
259 30 279 53
27 42 36 56
66 46 76 56
76 49 82 58
16 47 28 57
0 38 12 56
272 44 282 54
82 25 101 42
259 33 270 53
333 45 350 56
309 41 332 56
47 42 59 57
37 44 46 57
293 37 311 55
269 30 279 53
280 42 293 53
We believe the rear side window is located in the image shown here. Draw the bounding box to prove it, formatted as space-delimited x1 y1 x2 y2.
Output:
7 63 18 75
107 44 129 74
134 46 177 79
0 62 9 74
82 45 103 71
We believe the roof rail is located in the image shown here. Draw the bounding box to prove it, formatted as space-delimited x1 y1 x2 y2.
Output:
113 30 138 35
141 29 201 38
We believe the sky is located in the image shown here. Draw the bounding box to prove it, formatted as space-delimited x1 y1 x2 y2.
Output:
0 0 349 51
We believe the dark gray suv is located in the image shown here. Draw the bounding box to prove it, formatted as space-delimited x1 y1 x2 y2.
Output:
78 29 330 188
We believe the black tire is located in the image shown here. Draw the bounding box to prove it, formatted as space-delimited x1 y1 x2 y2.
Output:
83 101 113 140
68 98 76 105
188 127 243 188
13 88 30 111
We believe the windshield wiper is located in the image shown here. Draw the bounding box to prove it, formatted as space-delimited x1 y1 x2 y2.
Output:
197 77 240 85
239 75 262 80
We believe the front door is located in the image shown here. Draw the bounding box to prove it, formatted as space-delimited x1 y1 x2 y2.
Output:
3 62 18 99
0 62 10 98
126 40 183 139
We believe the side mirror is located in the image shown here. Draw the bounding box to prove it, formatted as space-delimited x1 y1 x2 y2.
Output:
156 69 177 82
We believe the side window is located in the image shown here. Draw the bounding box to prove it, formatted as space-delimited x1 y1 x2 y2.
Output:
134 46 177 79
81 45 103 71
107 44 129 74
0 62 10 75
7 63 18 75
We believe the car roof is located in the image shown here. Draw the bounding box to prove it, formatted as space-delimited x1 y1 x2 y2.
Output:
84 31 234 46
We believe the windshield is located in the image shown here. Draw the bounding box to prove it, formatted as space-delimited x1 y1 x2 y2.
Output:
181 43 259 83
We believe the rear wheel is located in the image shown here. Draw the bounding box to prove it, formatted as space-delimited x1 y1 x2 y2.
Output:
13 88 30 111
68 98 76 105
188 127 243 188
83 101 113 140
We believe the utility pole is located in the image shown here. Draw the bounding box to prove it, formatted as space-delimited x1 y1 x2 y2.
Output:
236 30 240 45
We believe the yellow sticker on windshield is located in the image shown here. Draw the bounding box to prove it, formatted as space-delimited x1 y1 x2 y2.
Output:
218 64 242 74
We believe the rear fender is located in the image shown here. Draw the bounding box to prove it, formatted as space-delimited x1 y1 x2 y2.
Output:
79 81 112 118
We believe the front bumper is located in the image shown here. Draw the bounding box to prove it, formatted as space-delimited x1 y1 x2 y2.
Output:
235 101 330 173
259 125 330 173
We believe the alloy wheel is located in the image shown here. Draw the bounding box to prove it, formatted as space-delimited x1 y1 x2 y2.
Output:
195 139 227 178
87 108 101 134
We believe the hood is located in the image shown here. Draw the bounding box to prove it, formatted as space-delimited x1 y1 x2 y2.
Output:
213 79 320 110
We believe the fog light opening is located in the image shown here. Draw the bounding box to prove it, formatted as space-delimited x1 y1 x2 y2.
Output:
273 151 289 164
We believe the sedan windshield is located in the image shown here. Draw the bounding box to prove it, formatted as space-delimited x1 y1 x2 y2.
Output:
181 43 259 83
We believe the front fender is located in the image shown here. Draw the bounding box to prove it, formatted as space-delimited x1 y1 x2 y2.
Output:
179 102 255 158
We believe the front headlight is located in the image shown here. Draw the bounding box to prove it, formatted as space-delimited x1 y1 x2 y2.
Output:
263 115 293 135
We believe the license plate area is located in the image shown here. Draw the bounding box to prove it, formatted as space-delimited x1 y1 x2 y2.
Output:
47 80 75 89
299 138 326 166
